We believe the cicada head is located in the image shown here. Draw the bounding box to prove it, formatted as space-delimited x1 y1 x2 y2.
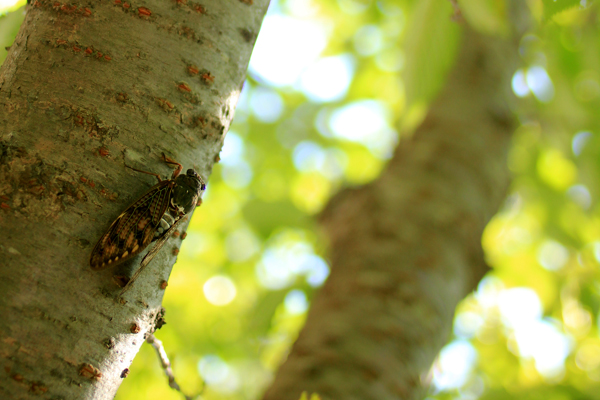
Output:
172 169 206 214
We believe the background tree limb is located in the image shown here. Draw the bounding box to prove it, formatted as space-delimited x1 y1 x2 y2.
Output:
262 6 525 400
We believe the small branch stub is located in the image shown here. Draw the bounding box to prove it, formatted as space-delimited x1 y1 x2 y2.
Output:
130 323 141 334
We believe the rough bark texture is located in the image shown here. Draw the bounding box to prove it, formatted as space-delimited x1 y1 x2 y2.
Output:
262 17 523 400
0 1 268 399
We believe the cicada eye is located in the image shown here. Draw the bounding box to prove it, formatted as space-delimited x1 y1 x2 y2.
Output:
186 169 196 177
201 184 206 191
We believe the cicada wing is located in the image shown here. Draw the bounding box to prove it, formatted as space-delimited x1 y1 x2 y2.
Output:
90 180 173 270
118 215 188 297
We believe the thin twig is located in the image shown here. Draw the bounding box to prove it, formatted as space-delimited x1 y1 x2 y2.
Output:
146 333 202 400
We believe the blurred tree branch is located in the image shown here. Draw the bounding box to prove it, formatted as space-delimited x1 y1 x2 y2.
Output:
262 4 527 400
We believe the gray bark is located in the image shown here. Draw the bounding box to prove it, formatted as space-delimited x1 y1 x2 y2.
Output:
262 14 523 400
0 1 268 399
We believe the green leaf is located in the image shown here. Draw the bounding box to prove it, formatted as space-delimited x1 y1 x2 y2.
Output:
542 0 582 21
0 6 25 66
403 0 461 107
460 0 509 35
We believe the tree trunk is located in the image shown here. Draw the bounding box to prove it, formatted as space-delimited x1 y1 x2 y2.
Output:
262 13 524 400
0 1 268 399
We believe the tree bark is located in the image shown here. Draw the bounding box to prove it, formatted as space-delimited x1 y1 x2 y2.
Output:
262 13 523 400
0 1 268 399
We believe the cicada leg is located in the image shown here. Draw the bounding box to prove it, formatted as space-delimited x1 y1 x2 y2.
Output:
161 152 183 179
125 165 163 183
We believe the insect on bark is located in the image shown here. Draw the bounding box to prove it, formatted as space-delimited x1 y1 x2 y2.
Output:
90 154 206 297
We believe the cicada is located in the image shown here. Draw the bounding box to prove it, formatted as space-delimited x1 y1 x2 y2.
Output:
90 154 206 296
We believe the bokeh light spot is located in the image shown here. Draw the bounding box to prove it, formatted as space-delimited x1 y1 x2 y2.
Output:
512 69 530 97
526 66 555 103
353 24 383 56
571 131 592 156
498 288 542 327
567 184 591 209
249 14 328 86
197 355 240 393
299 54 355 102
328 100 398 157
203 275 237 306
538 240 569 271
432 340 477 390
220 132 244 165
284 290 309 314
537 149 576 190
250 87 285 123
225 228 260 262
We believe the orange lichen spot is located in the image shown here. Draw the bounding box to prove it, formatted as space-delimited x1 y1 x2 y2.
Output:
88 180 96 188
178 83 192 92
214 154 220 163
160 280 168 290
83 7 92 16
187 65 199 75
181 231 187 240
156 98 175 111
79 364 102 380
1 203 10 210
172 231 180 238
176 0 187 4
123 2 131 9
239 0 253 4
201 72 214 84
130 323 141 333
197 116 206 126
56 39 67 45
115 0 121 4
172 248 179 256
53 2 61 9
194 4 206 13
73 46 81 52
12 373 23 381
85 47 93 54
0 195 9 201
138 7 151 16
79 176 87 183
99 147 110 157
30 186 44 195
104 55 112 61
30 382 48 394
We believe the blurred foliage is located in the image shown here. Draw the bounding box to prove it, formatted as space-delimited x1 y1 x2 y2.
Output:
2 0 600 399
299 392 322 400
